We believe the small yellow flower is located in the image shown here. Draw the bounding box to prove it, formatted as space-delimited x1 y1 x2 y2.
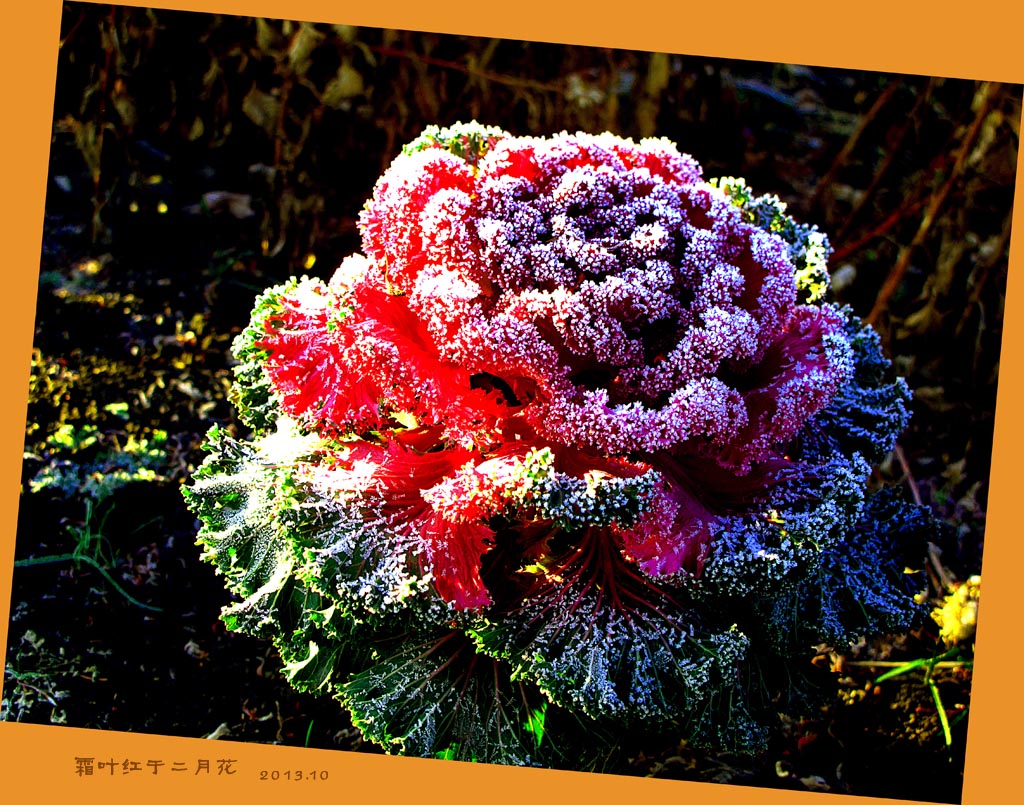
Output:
932 575 980 647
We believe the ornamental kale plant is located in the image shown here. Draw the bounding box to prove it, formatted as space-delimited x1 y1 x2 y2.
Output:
184 122 931 766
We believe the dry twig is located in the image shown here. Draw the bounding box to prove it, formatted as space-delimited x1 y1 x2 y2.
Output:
836 78 937 242
865 82 1000 326
809 79 903 212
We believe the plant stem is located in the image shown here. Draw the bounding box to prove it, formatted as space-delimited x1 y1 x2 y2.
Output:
13 553 163 613
847 660 970 669
927 674 954 749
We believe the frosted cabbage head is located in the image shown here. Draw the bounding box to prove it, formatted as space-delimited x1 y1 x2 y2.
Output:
188 122 929 762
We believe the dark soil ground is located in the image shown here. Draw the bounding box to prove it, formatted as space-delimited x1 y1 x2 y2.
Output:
3 5 1019 803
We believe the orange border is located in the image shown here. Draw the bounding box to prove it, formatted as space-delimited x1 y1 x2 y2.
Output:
3 2 1022 804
